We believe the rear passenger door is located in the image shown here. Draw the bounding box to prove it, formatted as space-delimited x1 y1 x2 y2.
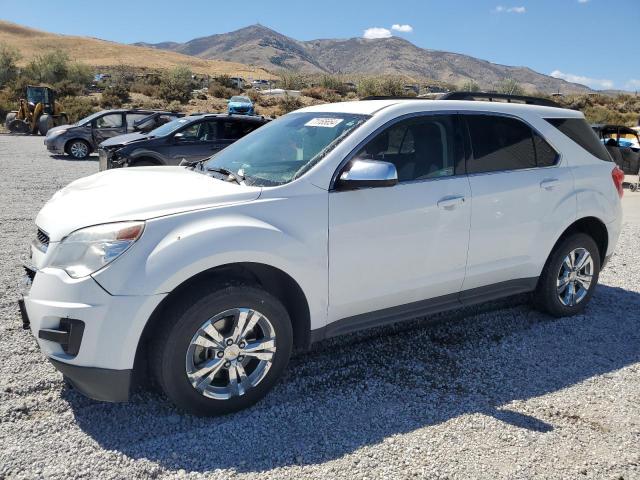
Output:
461 114 574 292
214 119 260 153
92 113 126 145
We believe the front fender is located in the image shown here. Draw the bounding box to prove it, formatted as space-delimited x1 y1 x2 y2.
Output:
128 148 167 164
92 198 328 328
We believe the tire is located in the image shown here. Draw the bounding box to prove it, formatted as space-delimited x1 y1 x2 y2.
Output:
534 233 601 317
151 284 293 416
38 114 54 135
630 184 638 192
4 112 17 130
66 139 90 159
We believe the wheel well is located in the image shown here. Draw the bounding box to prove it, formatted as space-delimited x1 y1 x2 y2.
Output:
554 217 608 263
130 156 161 166
64 138 91 153
133 263 311 386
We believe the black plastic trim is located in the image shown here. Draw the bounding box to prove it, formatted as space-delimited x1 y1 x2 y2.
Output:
49 358 132 402
311 277 538 342
18 298 30 330
38 319 85 356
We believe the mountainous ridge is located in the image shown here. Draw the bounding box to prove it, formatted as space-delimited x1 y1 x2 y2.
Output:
136 24 591 94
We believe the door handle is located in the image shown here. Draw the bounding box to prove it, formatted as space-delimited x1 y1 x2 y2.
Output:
540 179 560 190
437 195 466 210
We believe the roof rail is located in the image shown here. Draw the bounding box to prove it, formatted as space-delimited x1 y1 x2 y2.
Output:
439 91 562 108
361 96 427 101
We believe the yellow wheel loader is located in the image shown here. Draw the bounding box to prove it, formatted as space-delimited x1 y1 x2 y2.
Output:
4 85 68 135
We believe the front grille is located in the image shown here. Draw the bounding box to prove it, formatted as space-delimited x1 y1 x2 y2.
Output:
36 228 49 251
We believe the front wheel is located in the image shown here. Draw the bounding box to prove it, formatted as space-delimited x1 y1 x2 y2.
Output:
66 139 90 159
151 285 293 416
534 233 600 317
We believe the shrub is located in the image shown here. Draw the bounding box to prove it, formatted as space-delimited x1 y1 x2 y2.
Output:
100 83 130 108
278 94 304 114
130 81 161 97
61 96 98 123
23 50 70 84
208 82 237 99
214 74 235 88
54 79 85 97
0 89 14 123
256 94 278 108
278 71 307 90
460 80 480 92
497 78 524 96
302 86 340 102
357 77 382 97
0 43 20 88
158 67 194 104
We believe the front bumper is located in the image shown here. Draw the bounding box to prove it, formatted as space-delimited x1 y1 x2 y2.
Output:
23 266 166 391
44 137 66 155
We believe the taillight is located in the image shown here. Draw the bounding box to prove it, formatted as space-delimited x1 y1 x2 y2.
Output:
611 166 624 198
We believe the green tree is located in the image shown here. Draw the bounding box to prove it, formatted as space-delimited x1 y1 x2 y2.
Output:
23 50 70 84
497 78 524 96
461 80 480 92
0 42 21 87
158 67 194 103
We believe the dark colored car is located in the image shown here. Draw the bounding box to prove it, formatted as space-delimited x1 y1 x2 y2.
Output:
44 109 183 159
98 113 270 171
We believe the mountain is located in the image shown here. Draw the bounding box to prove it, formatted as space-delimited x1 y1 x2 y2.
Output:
0 21 274 78
137 25 591 94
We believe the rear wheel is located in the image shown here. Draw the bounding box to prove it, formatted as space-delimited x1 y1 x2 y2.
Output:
534 233 600 317
151 285 293 416
66 139 90 159
4 112 17 130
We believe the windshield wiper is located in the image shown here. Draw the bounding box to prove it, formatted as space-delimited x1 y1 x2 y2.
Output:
205 166 244 185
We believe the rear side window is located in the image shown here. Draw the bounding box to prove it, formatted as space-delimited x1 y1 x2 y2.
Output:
466 115 537 173
533 133 559 167
546 118 612 162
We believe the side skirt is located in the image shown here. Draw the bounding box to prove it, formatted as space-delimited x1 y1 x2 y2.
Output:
310 277 538 343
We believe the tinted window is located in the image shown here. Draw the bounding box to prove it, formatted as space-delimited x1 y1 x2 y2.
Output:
126 113 149 129
354 115 461 182
95 113 123 129
546 118 611 162
179 121 217 141
466 115 536 173
533 133 559 167
218 120 258 140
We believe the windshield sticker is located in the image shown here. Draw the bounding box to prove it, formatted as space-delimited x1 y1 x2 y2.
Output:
305 118 344 128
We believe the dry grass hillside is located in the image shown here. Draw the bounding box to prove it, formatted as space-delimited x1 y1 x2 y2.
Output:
0 20 274 79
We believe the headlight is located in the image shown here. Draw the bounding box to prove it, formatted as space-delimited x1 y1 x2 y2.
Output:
47 129 67 138
46 221 144 278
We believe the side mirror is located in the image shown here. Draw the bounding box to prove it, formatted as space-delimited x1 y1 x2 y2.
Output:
335 159 398 190
173 132 185 142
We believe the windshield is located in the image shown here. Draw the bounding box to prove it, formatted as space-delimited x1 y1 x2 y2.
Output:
202 112 369 186
230 96 250 103
148 117 194 137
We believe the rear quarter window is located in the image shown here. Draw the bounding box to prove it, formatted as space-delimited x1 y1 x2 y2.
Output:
545 118 612 162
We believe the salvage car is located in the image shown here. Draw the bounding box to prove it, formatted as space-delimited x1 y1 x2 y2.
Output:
98 113 269 170
21 94 622 416
44 110 183 159
227 96 255 115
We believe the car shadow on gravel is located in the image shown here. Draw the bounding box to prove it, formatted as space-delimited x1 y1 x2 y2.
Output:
66 284 640 473
49 154 98 162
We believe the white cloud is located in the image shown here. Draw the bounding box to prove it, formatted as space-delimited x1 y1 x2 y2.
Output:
550 70 614 90
391 24 413 33
625 79 640 90
495 5 526 13
363 27 392 39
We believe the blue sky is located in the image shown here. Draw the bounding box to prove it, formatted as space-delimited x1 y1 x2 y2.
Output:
2 0 639 90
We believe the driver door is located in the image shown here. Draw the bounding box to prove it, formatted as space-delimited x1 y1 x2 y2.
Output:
92 113 126 144
328 114 472 326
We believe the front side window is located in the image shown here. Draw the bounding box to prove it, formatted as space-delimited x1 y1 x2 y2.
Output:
353 115 461 182
95 113 123 129
203 112 368 186
126 113 150 129
178 121 217 141
466 115 537 173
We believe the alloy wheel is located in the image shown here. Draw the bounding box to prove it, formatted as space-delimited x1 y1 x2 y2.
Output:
70 142 89 159
185 308 276 400
557 247 594 307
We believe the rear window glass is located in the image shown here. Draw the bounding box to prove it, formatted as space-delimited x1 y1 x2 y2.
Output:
533 133 559 167
546 118 611 162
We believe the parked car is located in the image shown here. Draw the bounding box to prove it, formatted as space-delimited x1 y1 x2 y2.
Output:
97 113 269 170
227 96 254 115
44 110 183 159
21 95 623 416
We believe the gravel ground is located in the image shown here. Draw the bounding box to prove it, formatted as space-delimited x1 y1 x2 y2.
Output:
1 135 639 480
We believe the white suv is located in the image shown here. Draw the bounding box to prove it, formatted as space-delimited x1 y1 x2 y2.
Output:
21 96 624 415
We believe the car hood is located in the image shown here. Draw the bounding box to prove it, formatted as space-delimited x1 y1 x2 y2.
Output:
99 132 149 148
36 166 262 241
45 124 78 137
